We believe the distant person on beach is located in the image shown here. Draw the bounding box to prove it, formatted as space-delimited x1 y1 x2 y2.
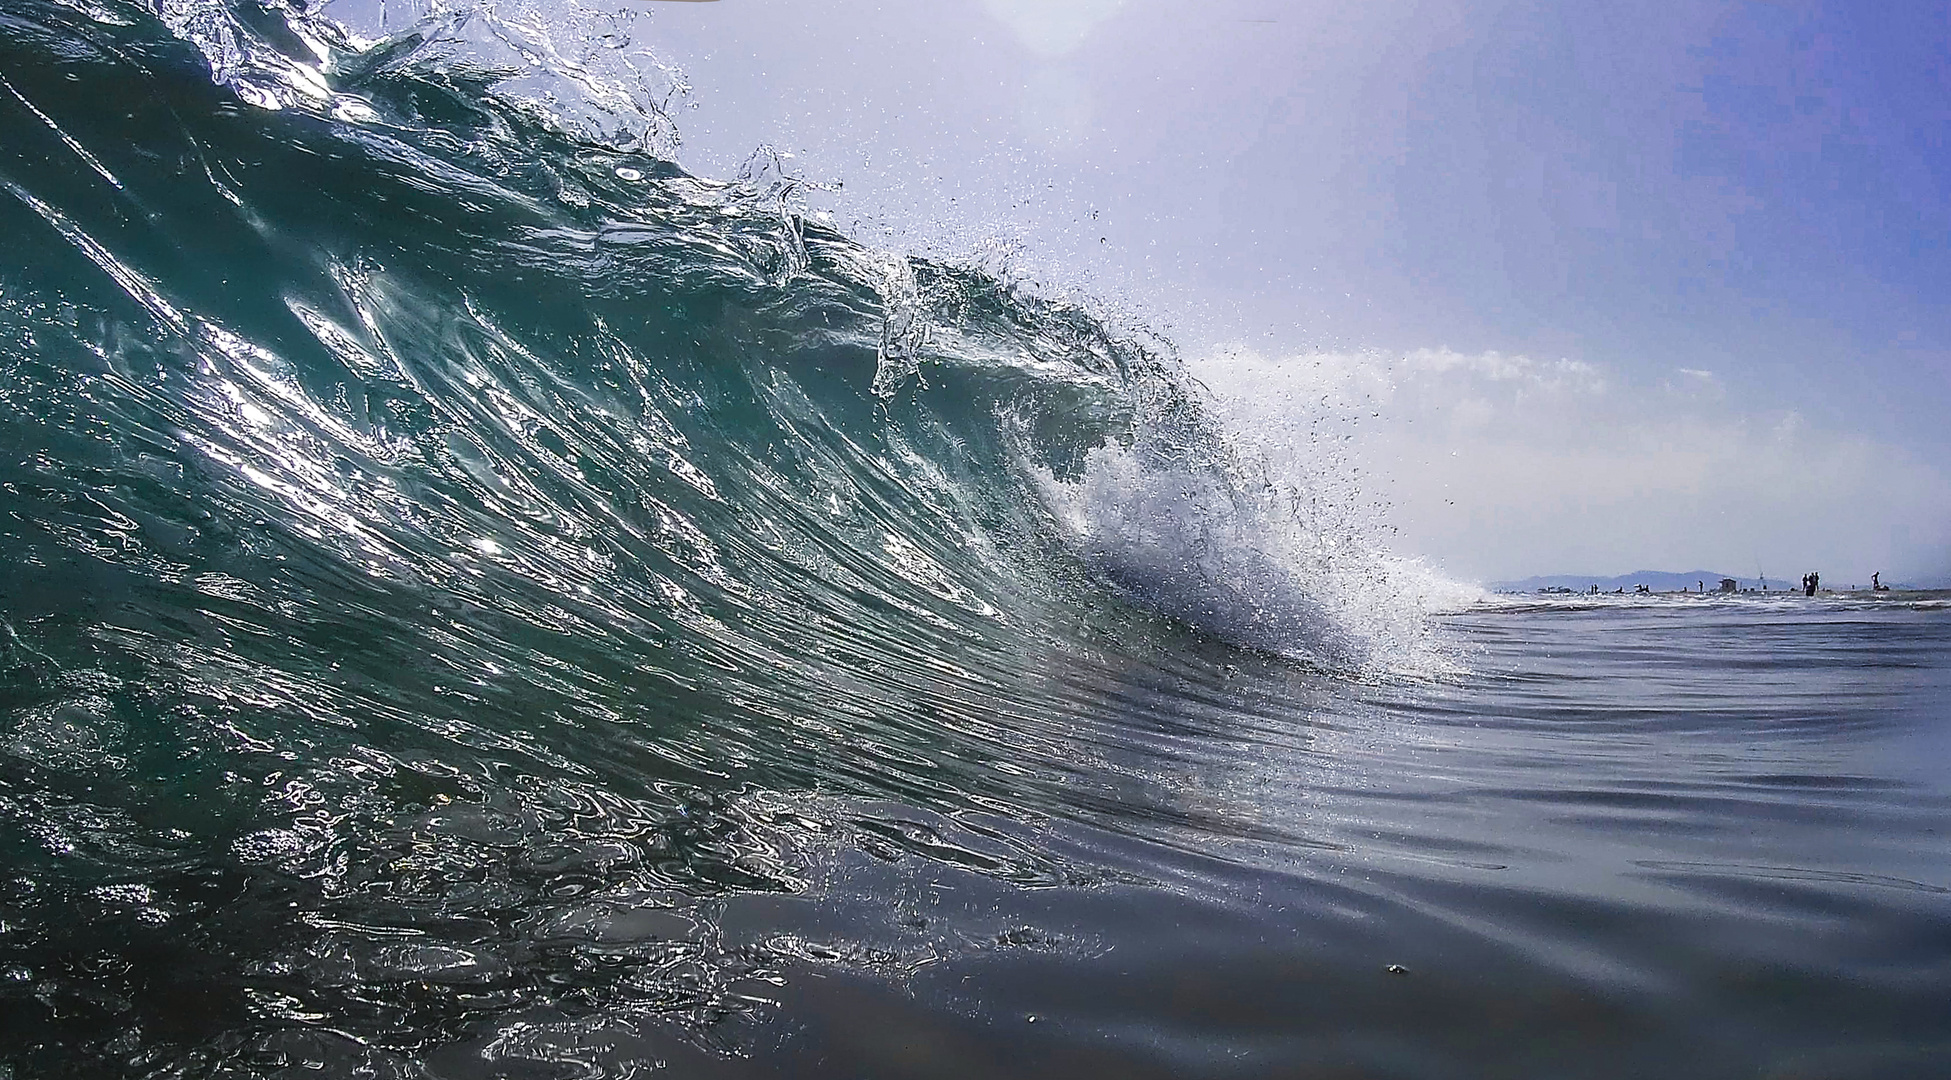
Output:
1803 571 1819 597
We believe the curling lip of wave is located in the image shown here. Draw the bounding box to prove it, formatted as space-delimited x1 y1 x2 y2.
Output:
8 0 1451 674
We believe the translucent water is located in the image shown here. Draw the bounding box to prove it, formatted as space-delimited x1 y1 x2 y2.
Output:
1 3 1947 1076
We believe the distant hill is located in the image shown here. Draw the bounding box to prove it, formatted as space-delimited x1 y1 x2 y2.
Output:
1488 571 1777 593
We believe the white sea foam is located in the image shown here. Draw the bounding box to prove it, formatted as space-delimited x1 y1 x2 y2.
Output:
1031 354 1481 676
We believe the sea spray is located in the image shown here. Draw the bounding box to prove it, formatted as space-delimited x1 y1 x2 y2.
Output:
0 1 1470 1072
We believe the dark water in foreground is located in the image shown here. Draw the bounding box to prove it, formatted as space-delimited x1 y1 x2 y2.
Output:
8 590 1948 1078
2 2 1949 1075
545 596 1951 1080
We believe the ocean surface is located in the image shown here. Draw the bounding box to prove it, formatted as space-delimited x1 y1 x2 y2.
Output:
2 3 1948 1076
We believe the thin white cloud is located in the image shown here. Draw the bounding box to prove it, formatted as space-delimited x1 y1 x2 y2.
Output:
1191 347 1951 585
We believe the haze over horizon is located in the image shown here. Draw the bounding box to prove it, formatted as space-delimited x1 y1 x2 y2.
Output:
337 0 1951 584
1484 569 1920 590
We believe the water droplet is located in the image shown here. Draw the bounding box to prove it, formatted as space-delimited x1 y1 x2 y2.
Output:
614 166 643 182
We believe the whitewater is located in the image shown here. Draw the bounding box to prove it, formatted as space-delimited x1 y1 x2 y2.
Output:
1 2 1947 1076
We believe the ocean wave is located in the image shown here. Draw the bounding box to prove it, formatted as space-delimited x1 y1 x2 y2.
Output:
0 0 1458 1069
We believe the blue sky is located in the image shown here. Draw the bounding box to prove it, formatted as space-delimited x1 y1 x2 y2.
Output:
339 0 1951 582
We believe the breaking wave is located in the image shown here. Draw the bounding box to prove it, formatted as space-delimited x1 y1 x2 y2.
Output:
0 0 1465 1072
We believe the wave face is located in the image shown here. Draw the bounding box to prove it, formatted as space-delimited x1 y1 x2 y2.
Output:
0 1 1464 1073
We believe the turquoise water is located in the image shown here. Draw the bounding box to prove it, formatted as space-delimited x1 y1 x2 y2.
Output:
2 3 1948 1076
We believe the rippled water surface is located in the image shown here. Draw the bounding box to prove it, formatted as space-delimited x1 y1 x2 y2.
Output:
7 591 1950 1077
2 2 1948 1076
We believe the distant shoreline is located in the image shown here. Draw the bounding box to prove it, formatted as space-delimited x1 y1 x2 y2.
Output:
1488 570 1946 594
1484 587 1951 602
